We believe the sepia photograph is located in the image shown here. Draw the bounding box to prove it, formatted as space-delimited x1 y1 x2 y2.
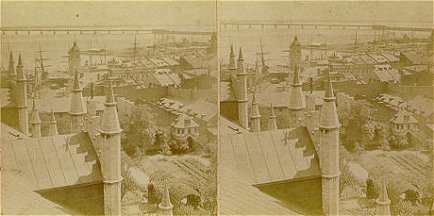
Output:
1 0 433 215
218 1 433 215
1 1 217 215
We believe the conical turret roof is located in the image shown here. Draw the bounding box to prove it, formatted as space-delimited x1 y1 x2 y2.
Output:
16 54 26 80
270 104 276 117
69 70 84 115
229 44 236 70
249 92 260 118
378 179 390 203
50 109 57 123
158 182 173 210
31 94 41 124
238 47 243 61
99 80 122 134
8 51 15 76
319 71 340 129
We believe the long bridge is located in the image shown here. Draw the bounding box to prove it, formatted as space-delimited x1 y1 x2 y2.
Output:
0 26 215 36
220 20 433 32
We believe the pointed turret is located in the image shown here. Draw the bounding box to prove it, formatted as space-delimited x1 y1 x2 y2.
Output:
249 92 261 132
319 70 340 215
288 66 305 128
31 93 42 138
48 109 59 136
69 69 85 132
158 182 174 215
376 179 391 215
100 80 121 134
8 51 16 79
16 53 29 135
236 47 249 129
319 71 339 129
229 44 236 70
100 79 122 215
268 104 277 130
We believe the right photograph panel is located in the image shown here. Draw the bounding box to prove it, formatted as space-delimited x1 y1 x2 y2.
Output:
218 1 434 215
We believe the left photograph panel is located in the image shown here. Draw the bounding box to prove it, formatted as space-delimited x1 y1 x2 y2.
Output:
1 1 217 215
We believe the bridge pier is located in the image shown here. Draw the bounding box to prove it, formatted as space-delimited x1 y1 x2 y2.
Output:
262 24 264 29
15 31 18 35
249 25 251 29
3 31 5 35
122 31 125 34
315 25 318 29
287 24 290 29
28 31 30 35
67 30 69 34
301 24 304 29
274 24 277 29
53 31 56 35
40 31 43 35
343 26 346 29
80 31 82 34
107 30 110 34
94 31 97 34
236 24 239 29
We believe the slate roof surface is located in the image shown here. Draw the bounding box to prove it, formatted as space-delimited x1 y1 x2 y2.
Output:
219 166 301 215
220 127 320 185
2 132 103 190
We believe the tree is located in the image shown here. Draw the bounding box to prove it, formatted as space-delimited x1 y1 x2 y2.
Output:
120 107 152 156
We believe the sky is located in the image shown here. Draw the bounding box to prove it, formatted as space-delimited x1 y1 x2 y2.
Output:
1 1 217 27
1 1 432 27
219 1 433 26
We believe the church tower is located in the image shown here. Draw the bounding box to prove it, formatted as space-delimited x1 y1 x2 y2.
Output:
48 109 59 136
68 41 81 75
288 66 305 128
268 104 278 130
376 180 391 215
319 71 340 215
237 48 249 129
69 69 85 133
289 36 302 73
16 54 29 135
249 92 261 132
229 44 236 71
158 182 174 216
99 80 122 215
30 93 42 138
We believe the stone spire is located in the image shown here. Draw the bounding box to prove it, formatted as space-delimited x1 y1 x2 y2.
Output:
99 79 122 215
319 70 340 216
376 179 391 216
288 66 305 128
8 51 16 81
69 69 85 133
229 44 236 70
48 109 59 136
236 47 249 129
31 93 42 138
16 54 29 135
158 182 174 216
268 103 277 130
249 92 261 132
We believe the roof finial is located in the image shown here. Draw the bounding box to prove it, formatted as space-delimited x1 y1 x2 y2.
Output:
238 47 243 60
106 78 115 104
